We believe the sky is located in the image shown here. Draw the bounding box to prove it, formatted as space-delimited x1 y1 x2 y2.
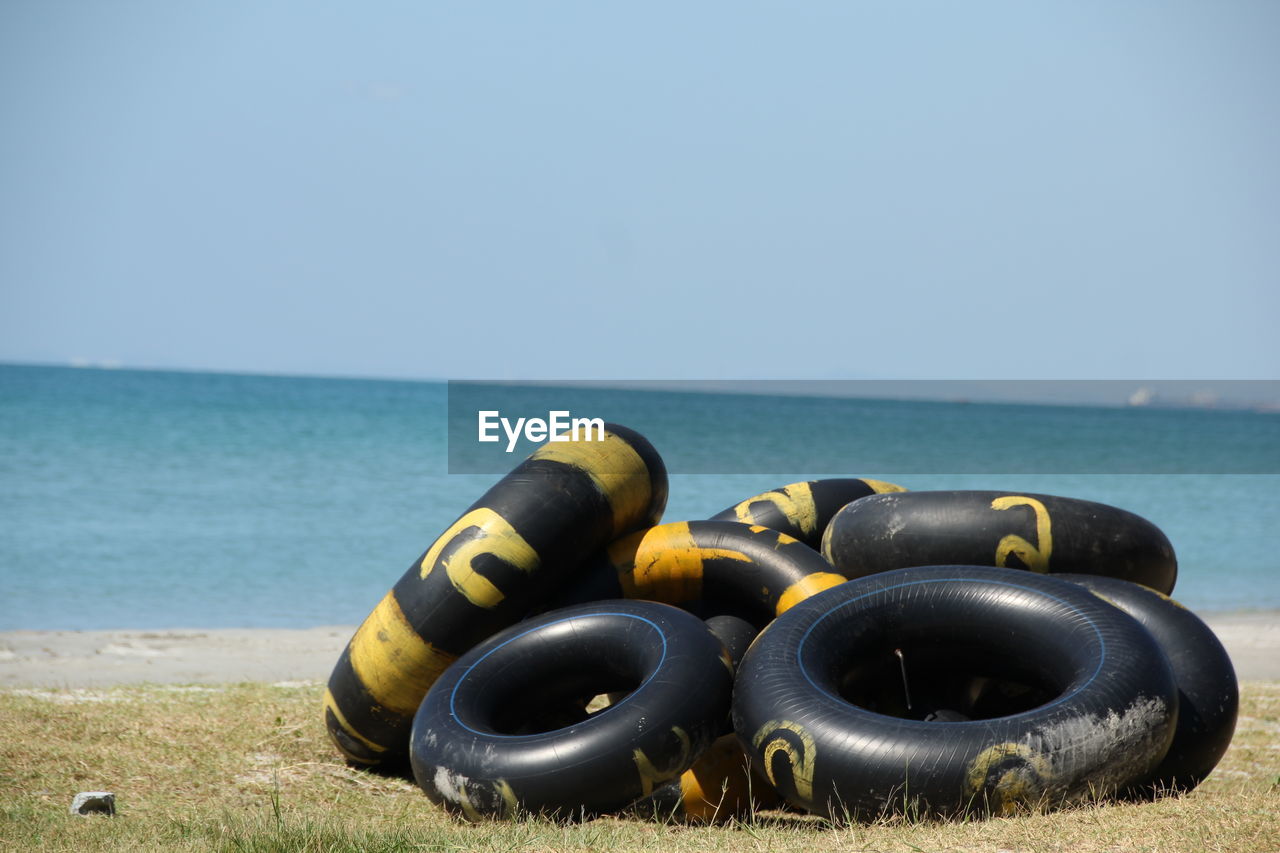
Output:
2 1 1277 382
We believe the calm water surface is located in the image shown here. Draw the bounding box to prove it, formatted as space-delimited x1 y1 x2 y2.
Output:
1 365 1275 629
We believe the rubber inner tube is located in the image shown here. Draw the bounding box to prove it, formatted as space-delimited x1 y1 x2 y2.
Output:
1056 573 1238 795
325 423 667 768
410 599 733 819
821 490 1177 593
709 478 906 548
732 565 1179 820
554 520 846 628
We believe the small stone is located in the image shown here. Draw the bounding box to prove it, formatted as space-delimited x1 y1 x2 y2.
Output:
69 791 116 816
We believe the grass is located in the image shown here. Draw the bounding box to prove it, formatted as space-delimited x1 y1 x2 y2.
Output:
1 681 1277 852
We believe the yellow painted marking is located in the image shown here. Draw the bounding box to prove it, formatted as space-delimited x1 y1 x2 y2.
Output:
612 522 751 604
764 527 807 550
611 523 702 603
452 777 517 820
992 495 1054 573
348 592 458 716
322 687 386 761
964 742 1052 815
732 482 818 537
634 726 692 797
693 546 755 562
776 572 846 614
533 430 654 534
455 784 482 821
418 507 539 608
752 719 815 803
494 779 518 817
862 478 907 494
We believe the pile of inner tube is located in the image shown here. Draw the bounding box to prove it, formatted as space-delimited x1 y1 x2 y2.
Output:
323 424 1238 822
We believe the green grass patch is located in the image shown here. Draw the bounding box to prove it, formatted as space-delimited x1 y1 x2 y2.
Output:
2 681 1277 852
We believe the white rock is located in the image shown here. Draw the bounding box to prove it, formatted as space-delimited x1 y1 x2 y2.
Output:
69 791 116 816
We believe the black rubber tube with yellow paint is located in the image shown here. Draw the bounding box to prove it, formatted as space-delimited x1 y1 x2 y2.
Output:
555 520 848 628
709 478 906 548
732 566 1179 820
324 423 667 769
409 600 733 819
821 490 1177 594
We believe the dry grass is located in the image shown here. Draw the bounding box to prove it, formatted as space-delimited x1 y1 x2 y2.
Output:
1 681 1276 852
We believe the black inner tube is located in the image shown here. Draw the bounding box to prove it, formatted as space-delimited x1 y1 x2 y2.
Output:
412 600 734 819
732 566 1179 819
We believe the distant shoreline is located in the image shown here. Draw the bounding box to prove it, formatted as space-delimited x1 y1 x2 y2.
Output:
6 363 1279 412
3 610 1277 687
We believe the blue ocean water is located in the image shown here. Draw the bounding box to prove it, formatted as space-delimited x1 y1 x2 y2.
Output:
1 364 1277 630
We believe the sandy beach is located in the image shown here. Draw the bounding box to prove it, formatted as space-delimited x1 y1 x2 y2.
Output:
1 612 1277 688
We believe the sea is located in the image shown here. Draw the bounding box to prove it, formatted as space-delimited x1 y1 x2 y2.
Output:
2 364 1277 630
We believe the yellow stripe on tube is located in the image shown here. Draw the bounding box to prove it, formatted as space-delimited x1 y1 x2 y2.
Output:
613 522 704 604
348 592 459 717
322 687 387 762
533 431 652 535
863 478 908 494
733 482 817 538
776 572 847 615
612 522 752 605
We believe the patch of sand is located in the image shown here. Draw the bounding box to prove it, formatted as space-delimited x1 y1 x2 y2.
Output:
0 612 1275 688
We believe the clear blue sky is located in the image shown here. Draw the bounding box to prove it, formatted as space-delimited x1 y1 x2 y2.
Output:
2 2 1277 381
